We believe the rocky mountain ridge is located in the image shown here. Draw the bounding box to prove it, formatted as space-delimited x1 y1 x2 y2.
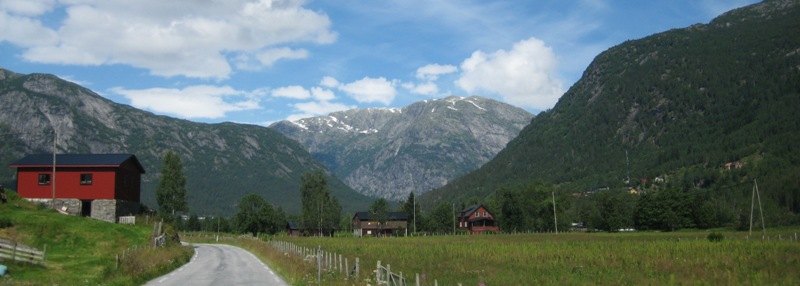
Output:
270 96 533 200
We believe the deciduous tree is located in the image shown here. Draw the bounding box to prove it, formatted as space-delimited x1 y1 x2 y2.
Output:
155 150 188 219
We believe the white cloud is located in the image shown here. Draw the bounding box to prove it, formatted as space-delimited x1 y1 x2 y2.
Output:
406 82 439 96
1 0 336 79
415 64 457 81
320 76 340 88
256 47 308 66
338 77 397 105
286 101 354 121
456 37 564 110
310 87 336 101
110 85 260 119
272 85 311 99
0 11 58 47
0 0 54 16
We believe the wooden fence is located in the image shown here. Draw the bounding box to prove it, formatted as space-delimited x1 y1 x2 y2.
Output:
270 240 458 286
0 239 46 265
118 216 135 224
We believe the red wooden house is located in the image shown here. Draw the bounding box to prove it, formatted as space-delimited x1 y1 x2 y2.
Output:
458 204 500 234
9 154 145 223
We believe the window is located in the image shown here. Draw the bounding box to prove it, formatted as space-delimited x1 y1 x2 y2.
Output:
80 174 93 185
483 211 488 217
38 174 51 185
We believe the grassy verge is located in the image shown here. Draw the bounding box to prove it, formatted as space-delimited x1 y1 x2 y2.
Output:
266 230 800 285
0 191 192 285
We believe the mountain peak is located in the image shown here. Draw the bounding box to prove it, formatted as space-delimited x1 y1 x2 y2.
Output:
271 96 532 200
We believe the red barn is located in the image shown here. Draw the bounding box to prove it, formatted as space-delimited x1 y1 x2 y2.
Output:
458 204 500 234
9 154 145 223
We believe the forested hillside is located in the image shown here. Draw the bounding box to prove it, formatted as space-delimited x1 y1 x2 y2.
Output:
0 69 371 215
423 0 800 230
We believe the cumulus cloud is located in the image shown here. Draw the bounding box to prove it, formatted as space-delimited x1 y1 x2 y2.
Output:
456 37 564 110
272 85 311 99
415 64 457 81
319 76 340 88
256 47 309 66
0 0 336 79
110 85 260 119
338 77 397 105
0 0 55 16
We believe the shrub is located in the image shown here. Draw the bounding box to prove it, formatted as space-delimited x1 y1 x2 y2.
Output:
0 216 12 228
707 232 724 242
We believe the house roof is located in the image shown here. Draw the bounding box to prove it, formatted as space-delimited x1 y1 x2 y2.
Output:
9 154 146 173
286 221 301 230
461 204 493 218
353 211 408 221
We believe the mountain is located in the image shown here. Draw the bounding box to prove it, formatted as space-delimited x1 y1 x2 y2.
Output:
270 96 532 201
0 68 372 215
423 0 800 215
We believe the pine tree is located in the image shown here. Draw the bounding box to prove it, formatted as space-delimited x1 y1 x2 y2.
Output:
156 150 188 219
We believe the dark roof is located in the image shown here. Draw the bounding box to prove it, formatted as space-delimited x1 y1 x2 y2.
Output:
354 211 408 221
286 221 301 230
9 154 145 173
461 204 494 218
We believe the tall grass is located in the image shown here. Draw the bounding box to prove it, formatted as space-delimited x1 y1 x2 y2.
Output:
274 231 800 285
0 192 192 285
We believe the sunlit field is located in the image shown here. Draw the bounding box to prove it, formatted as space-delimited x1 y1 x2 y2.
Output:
266 230 800 285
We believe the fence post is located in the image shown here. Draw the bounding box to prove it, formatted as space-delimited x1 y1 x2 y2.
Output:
12 242 17 262
317 246 322 283
345 258 349 278
339 254 343 273
356 257 360 279
376 260 381 283
416 273 420 286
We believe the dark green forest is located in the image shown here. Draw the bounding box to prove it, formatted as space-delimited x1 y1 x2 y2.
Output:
422 0 800 230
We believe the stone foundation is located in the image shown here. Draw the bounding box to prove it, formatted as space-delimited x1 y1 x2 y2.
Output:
23 198 141 223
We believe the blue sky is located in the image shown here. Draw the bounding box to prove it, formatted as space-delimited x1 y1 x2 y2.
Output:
0 0 758 125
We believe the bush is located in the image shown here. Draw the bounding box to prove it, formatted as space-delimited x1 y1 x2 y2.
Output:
707 232 724 242
0 217 12 228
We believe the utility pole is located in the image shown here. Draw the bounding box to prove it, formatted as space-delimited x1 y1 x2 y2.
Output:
625 149 631 187
552 191 558 234
51 129 57 209
412 191 417 234
750 179 766 238
452 203 456 234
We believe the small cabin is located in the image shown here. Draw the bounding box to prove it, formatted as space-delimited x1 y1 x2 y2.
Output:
352 211 408 237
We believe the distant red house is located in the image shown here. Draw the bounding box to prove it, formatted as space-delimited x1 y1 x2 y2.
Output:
458 204 500 234
9 154 145 222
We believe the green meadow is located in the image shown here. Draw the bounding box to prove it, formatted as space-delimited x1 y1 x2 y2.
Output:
0 191 191 285
261 231 800 285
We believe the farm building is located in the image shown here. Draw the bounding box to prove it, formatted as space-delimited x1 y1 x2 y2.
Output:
286 221 302 237
352 211 408 237
9 154 145 223
458 204 500 234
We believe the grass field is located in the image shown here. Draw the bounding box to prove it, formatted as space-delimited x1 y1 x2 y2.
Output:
252 230 800 285
0 191 192 285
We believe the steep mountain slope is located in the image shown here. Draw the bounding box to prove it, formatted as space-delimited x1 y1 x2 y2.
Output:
424 0 800 213
270 96 532 200
0 69 371 215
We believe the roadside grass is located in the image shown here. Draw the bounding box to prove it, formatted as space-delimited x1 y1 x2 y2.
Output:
182 230 800 285
0 191 192 285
